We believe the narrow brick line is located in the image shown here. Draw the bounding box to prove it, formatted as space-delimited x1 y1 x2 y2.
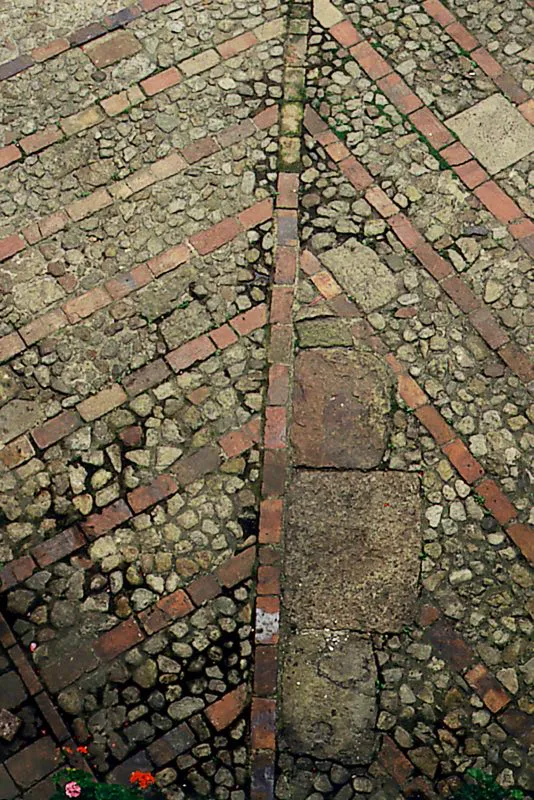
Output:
303 107 533 385
311 9 532 255
422 0 529 106
0 20 284 170
0 193 274 366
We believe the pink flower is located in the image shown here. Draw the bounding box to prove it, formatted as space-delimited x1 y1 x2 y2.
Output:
30 643 37 652
65 782 82 798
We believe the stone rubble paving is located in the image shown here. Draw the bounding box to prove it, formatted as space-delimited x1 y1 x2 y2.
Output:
0 0 532 799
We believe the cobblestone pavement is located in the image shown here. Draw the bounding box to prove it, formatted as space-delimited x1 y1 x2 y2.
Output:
0 1 532 799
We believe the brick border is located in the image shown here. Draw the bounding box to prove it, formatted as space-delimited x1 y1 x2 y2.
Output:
0 17 285 171
249 4 309 799
311 1 534 261
303 105 534 386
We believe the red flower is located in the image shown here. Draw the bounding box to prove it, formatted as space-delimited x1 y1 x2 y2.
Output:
76 746 89 754
130 772 156 790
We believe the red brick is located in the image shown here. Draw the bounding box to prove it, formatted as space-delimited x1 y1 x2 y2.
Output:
181 135 220 165
270 286 293 324
94 618 144 661
471 47 503 77
328 293 360 318
0 331 25 363
415 405 455 445
262 449 288 497
273 246 296 285
123 358 170 396
20 308 68 346
0 234 25 262
465 663 510 713
259 498 283 544
377 72 422 114
77 383 127 422
206 684 248 731
216 119 256 149
148 242 190 276
329 19 362 47
20 126 62 155
440 141 471 166
81 499 132 538
128 474 178 513
303 105 328 136
364 186 399 217
67 188 113 222
31 38 70 62
340 154 374 189
137 605 172 635
187 574 221 606
257 565 280 596
498 342 534 384
476 479 517 526
243 415 261 443
419 604 440 628
0 55 33 81
190 217 240 255
518 99 534 125
494 73 528 104
255 595 280 644
264 406 287 450
441 439 484 484
277 173 299 209
32 410 81 449
506 523 534 564
63 286 111 322
398 374 427 410
239 198 274 230
31 526 85 568
325 140 351 163
119 425 143 446
216 547 256 588
254 105 279 130
166 335 216 372
217 31 258 59
508 217 534 239
69 22 106 46
230 303 267 336
210 323 238 349
173 444 220 486
254 645 278 697
0 434 34 469
0 144 22 168
474 181 522 224
499 709 534 747
83 29 141 68
276 209 298 247
150 152 186 181
423 0 455 25
35 692 70 742
38 210 69 238
395 306 417 319
425 618 474 671
267 364 289 406
350 41 392 80
300 249 321 276
219 426 254 458
140 66 181 96
445 21 478 51
0 555 37 592
251 750 275 800
453 159 488 189
389 213 426 250
251 698 276 750
409 107 454 149
378 735 414 785
441 274 480 313
5 737 59 789
156 588 194 620
140 0 174 9
105 263 152 299
469 309 508 350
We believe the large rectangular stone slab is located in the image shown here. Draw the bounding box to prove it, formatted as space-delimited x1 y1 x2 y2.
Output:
281 630 377 764
285 470 421 633
447 94 534 175
291 348 391 469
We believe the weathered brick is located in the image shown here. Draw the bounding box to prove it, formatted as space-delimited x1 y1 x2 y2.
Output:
83 30 141 67
440 141 471 166
219 425 254 458
474 181 523 224
471 47 503 77
389 213 426 250
422 0 455 26
469 309 508 350
476 479 517 526
454 159 489 189
81 499 132 538
239 198 273 230
277 173 299 209
31 38 69 62
445 21 478 51
409 106 454 149
0 144 22 168
338 154 373 190
254 104 279 130
498 342 534 384
251 698 276 750
60 105 106 136
506 523 534 564
365 185 399 217
187 574 221 606
216 547 256 588
442 439 484 484
254 645 278 697
147 723 195 767
148 242 190 276
123 358 170 396
267 364 289 406
217 31 258 59
205 684 248 731
262 448 288 497
5 737 59 789
69 22 106 46
166 335 216 372
397 374 427 410
425 618 474 671
0 234 25 262
270 285 293 324
0 331 25 362
0 765 17 800
264 406 287 449
94 618 144 661
67 187 113 222
441 275 480 313
63 286 112 322
330 19 361 47
508 217 534 239
173 444 220 486
518 99 534 125
105 264 153 299
210 324 238 349
259 498 283 544
34 692 70 742
20 308 68 345
257 565 280 596
77 384 127 422
310 270 342 299
180 48 220 77
230 303 267 336
0 434 34 469
376 72 422 114
350 41 392 79
38 210 69 238
128 474 178 513
190 217 240 254
31 526 85 568
20 126 62 155
498 709 534 747
0 55 33 81
150 151 186 181
250 749 275 800
156 588 194 621
0 555 37 592
274 246 297 284
415 405 455 445
32 410 81 449
104 5 142 28
465 663 510 712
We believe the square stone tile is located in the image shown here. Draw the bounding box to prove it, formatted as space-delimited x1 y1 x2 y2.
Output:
447 94 534 175
285 470 421 633
281 630 377 764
